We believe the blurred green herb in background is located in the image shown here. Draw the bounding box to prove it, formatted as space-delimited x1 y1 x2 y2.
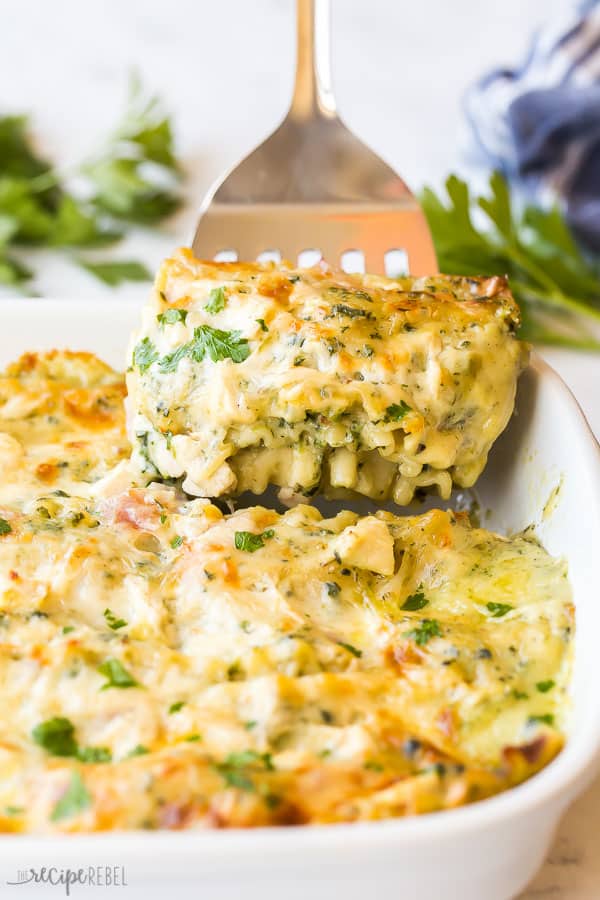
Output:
421 173 600 351
0 76 180 290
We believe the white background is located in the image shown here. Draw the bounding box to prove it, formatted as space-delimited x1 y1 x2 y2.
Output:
0 2 598 898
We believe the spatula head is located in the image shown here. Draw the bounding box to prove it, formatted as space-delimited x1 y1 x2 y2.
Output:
192 116 437 275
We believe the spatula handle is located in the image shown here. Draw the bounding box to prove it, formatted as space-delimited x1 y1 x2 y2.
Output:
290 0 337 120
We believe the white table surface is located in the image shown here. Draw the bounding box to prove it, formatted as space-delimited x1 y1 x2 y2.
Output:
0 1 599 897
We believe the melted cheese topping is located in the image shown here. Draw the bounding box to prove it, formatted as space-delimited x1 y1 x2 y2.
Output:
127 250 528 504
0 351 571 832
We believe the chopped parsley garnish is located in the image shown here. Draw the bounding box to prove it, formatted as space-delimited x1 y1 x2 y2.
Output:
170 534 183 549
234 529 275 552
103 608 127 631
32 717 112 764
331 303 372 319
401 589 428 611
337 641 362 658
364 760 384 772
77 746 112 763
486 602 514 618
127 744 149 758
97 658 138 690
204 287 226 314
157 307 188 326
513 690 529 700
191 325 249 362
0 518 12 536
157 343 189 373
256 318 268 332
168 701 185 714
528 713 555 727
536 680 556 693
4 806 24 816
32 717 78 757
385 401 412 422
62 625 75 635
404 619 442 646
185 733 202 742
215 750 275 792
133 337 159 373
328 286 372 302
158 325 250 372
244 720 257 730
50 771 91 822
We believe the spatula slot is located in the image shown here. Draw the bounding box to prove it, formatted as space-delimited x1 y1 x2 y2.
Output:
256 250 282 264
297 249 323 267
340 249 365 274
213 249 238 262
384 249 409 277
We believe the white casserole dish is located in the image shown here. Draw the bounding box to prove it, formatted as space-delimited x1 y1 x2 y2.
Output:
0 298 599 900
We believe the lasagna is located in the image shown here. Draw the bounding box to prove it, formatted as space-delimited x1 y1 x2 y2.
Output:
0 352 572 831
127 250 528 503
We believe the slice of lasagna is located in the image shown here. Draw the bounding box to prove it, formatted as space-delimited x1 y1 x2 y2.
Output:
127 249 528 503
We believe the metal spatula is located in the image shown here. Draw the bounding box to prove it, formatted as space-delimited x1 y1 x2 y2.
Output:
192 0 437 276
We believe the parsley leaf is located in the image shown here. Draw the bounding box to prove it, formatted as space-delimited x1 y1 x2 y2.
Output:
32 717 78 757
133 337 158 373
103 608 127 631
0 517 12 536
50 771 91 822
158 343 190 374
49 195 119 247
256 318 268 332
337 641 363 658
385 401 412 422
234 529 275 552
536 680 556 693
81 76 181 224
331 303 373 319
157 307 187 326
421 172 600 351
170 535 183 549
404 619 442 646
0 115 51 180
0 79 181 294
486 602 514 618
401 590 428 611
77 259 151 286
168 701 185 714
215 750 275 792
77 746 112 763
528 713 555 727
4 806 24 816
127 744 149 758
189 325 250 363
97 658 138 690
204 287 226 314
158 326 250 373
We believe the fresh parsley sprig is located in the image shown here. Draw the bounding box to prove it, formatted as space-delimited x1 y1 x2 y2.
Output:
421 172 600 350
0 77 181 291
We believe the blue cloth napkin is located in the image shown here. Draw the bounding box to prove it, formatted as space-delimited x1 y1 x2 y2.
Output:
464 0 600 252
